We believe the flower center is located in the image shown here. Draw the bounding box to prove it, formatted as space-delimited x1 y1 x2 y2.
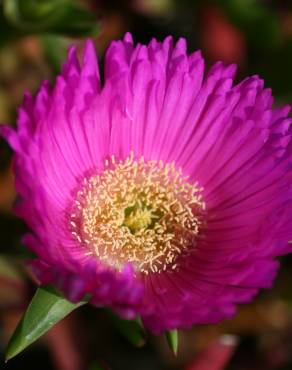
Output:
123 203 159 233
70 152 205 275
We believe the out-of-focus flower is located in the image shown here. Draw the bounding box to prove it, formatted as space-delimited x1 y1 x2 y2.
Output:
201 5 246 65
1 34 292 334
185 335 238 370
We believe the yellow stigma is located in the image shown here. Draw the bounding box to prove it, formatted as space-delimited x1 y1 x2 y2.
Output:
70 152 205 275
123 203 159 233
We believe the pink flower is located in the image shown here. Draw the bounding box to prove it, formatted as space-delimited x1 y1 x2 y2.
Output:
2 34 292 334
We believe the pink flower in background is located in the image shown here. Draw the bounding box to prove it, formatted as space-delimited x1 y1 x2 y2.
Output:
2 33 292 334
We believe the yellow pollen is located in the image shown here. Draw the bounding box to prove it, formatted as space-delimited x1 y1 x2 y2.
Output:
69 152 205 275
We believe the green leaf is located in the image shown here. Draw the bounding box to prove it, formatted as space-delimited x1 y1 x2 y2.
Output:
2 0 99 37
5 285 88 361
0 7 27 47
107 311 146 347
41 35 68 73
166 330 178 355
218 0 280 49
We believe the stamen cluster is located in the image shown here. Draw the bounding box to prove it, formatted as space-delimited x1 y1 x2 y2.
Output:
70 153 205 274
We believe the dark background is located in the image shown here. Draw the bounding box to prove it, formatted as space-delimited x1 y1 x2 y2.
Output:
1 1 292 369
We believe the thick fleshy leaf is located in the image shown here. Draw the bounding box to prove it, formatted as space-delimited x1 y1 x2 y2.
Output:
166 330 178 355
5 285 88 360
107 311 146 347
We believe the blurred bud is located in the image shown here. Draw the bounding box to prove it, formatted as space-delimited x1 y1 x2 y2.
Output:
201 5 246 66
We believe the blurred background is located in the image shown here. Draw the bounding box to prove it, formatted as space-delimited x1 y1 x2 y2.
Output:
1 0 292 369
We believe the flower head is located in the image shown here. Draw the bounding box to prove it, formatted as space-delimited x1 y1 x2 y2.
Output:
2 33 292 334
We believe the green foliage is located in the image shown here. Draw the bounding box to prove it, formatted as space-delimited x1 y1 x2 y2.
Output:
107 311 146 347
5 285 88 360
0 0 99 47
166 329 178 355
218 0 280 49
41 35 68 72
